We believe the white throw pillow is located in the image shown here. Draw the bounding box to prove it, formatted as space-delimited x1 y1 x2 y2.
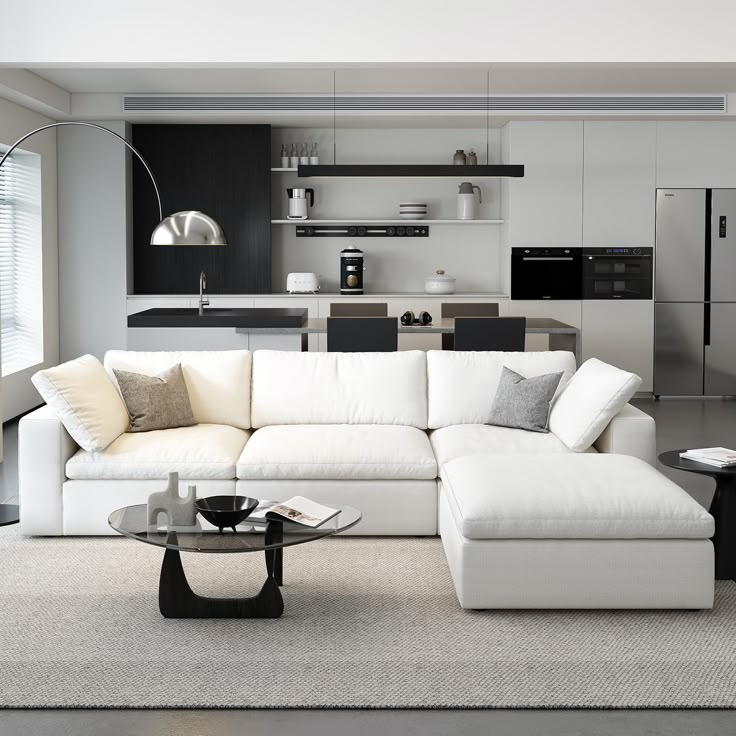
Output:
548 358 642 452
31 354 130 452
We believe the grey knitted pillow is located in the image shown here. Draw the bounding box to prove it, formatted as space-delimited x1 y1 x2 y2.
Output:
113 364 196 433
488 366 563 433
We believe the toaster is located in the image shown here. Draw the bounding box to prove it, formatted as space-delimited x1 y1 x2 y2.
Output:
286 272 320 293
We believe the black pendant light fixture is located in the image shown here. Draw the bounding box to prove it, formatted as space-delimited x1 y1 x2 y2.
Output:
297 69 524 179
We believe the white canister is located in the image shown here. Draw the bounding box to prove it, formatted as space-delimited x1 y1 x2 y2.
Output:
457 182 482 220
424 270 456 294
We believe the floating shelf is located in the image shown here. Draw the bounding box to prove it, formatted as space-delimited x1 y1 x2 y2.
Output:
271 167 299 172
271 219 504 225
296 164 524 178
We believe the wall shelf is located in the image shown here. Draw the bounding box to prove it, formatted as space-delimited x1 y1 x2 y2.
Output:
271 219 504 225
271 167 299 172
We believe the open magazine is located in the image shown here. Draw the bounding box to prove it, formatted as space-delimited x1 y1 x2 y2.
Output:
248 496 340 528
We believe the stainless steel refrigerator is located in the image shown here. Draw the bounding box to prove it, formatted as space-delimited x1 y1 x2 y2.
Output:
655 188 736 396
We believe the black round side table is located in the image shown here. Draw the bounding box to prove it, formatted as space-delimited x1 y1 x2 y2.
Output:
0 504 19 527
659 450 736 581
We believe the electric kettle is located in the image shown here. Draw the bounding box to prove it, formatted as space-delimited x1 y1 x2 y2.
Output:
287 188 315 220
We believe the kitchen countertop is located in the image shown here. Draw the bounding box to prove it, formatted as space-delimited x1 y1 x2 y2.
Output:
126 292 511 299
128 307 308 328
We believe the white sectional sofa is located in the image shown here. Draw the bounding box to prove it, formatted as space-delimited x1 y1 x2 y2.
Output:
19 348 715 608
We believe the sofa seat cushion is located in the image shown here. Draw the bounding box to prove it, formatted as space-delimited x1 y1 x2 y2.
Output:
429 424 589 466
237 425 437 480
66 424 250 480
441 453 714 540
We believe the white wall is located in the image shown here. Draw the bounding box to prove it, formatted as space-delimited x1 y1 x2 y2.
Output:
3 1 736 63
57 120 130 361
271 127 504 293
0 96 59 423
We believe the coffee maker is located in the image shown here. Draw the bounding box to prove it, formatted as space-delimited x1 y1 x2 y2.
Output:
340 247 365 294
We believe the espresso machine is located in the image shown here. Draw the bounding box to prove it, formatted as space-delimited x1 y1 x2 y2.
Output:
340 247 365 294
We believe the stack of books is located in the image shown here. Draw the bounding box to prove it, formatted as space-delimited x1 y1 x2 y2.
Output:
679 447 736 468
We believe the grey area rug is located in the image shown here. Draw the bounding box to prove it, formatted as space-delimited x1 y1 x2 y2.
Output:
1 527 735 709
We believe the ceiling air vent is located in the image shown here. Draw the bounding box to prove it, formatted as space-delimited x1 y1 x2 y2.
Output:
122 94 727 114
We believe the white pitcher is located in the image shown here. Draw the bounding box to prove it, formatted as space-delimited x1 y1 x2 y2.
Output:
457 182 482 220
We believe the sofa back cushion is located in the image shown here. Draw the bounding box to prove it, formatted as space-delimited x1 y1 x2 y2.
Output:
31 354 129 452
104 350 252 429
426 350 577 429
251 350 428 428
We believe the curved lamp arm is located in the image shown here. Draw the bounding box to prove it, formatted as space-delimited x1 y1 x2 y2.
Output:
0 121 163 221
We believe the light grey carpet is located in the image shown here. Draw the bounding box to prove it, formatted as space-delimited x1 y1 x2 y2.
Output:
1 527 735 709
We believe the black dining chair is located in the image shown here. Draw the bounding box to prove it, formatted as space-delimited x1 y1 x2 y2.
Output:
327 317 398 352
440 302 500 350
330 303 388 317
453 316 527 352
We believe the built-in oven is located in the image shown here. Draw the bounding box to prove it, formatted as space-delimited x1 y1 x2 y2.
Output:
582 247 653 299
511 247 582 300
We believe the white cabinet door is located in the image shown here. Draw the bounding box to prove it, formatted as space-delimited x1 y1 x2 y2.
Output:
583 122 656 247
505 121 583 247
657 122 736 189
582 300 654 392
508 300 582 352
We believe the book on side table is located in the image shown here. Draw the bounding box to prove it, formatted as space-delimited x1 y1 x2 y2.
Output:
249 496 340 528
679 447 736 468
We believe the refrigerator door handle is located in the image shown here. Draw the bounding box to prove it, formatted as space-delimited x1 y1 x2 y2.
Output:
704 303 711 347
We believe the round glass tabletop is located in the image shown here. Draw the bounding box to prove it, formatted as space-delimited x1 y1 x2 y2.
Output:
108 503 362 554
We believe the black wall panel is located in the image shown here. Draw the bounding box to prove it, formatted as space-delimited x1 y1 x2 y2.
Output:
132 124 271 294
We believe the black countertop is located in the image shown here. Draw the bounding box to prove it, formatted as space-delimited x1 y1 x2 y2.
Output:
127 308 309 329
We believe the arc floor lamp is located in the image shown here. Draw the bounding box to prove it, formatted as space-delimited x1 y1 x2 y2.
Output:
0 121 228 527
0 120 227 246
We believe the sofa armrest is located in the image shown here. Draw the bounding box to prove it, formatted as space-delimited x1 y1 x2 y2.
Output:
19 405 78 535
593 403 656 466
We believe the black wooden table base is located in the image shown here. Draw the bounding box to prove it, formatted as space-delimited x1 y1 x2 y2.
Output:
158 530 285 619
711 476 736 581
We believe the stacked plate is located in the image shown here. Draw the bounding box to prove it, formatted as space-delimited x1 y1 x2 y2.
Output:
399 202 428 220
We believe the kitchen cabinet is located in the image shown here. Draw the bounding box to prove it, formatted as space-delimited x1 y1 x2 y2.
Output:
505 300 582 352
583 122 656 247
503 121 584 247
657 122 736 189
582 300 654 392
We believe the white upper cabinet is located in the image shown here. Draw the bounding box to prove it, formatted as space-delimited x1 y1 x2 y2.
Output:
504 121 583 247
583 121 656 247
657 122 736 188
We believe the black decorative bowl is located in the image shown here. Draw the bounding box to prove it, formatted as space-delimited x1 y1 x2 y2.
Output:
195 495 259 533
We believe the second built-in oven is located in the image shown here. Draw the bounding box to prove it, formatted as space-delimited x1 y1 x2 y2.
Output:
582 247 653 299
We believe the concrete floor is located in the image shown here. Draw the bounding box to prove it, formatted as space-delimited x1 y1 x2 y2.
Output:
1 398 735 735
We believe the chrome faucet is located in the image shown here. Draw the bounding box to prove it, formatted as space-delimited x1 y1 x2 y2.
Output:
198 271 209 316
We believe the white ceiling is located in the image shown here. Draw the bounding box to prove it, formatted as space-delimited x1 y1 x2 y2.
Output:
29 64 736 95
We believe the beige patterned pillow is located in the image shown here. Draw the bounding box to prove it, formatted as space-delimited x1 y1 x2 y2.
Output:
113 363 196 432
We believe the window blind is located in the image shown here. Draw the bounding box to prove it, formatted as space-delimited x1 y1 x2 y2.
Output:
0 149 43 377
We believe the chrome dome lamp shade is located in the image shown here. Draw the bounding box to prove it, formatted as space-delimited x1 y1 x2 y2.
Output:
151 211 227 246
0 122 227 247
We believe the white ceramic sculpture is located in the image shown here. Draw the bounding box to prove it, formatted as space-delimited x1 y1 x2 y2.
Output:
147 472 196 527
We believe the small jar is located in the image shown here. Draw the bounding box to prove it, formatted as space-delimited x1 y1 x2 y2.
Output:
453 149 466 165
466 148 478 166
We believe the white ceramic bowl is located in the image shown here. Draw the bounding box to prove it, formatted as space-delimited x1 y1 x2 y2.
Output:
400 212 427 219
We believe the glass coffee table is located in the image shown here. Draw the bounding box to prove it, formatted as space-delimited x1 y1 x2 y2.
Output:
109 503 361 619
